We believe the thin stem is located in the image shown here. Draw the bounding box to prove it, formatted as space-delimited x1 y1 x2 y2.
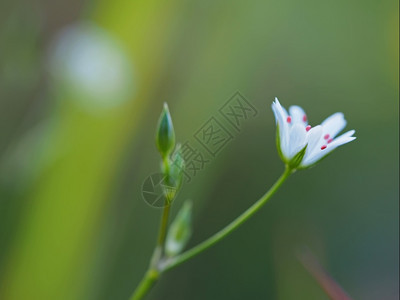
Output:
157 204 171 248
129 202 170 300
129 269 159 300
129 166 292 300
162 166 293 272
156 157 173 250
130 158 173 300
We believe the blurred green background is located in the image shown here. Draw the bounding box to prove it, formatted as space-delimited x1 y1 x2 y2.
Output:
0 0 398 299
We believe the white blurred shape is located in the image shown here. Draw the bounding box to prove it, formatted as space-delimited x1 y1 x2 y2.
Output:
49 22 134 111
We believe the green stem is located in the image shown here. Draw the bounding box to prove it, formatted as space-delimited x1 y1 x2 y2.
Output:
129 203 170 300
129 166 293 300
130 158 173 300
156 156 173 250
162 166 293 272
129 269 159 300
157 204 171 248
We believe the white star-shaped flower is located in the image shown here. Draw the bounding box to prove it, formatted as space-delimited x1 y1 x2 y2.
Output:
272 98 356 169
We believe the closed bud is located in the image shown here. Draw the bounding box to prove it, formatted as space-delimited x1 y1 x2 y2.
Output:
156 103 175 158
165 200 192 257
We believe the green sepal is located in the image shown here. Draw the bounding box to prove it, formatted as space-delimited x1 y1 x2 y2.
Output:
160 145 185 204
156 103 175 159
288 144 307 169
169 145 185 191
165 200 193 257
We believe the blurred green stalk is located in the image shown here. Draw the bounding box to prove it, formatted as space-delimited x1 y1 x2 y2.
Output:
0 0 182 299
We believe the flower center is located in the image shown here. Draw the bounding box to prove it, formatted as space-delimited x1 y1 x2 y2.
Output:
286 116 292 123
306 125 312 132
321 145 327 150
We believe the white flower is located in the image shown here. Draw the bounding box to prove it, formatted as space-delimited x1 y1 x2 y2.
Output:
272 98 356 169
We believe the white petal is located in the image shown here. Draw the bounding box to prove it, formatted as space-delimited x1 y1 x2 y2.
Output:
271 102 281 124
301 147 330 167
272 99 290 158
329 130 356 147
288 123 307 158
301 130 356 166
338 129 355 139
321 112 347 139
289 105 308 125
302 125 323 165
274 98 289 119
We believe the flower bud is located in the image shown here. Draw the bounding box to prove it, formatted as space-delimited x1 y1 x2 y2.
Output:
156 103 175 158
165 200 192 257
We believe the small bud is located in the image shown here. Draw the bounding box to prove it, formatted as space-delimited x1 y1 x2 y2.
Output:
156 103 175 158
165 201 192 257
